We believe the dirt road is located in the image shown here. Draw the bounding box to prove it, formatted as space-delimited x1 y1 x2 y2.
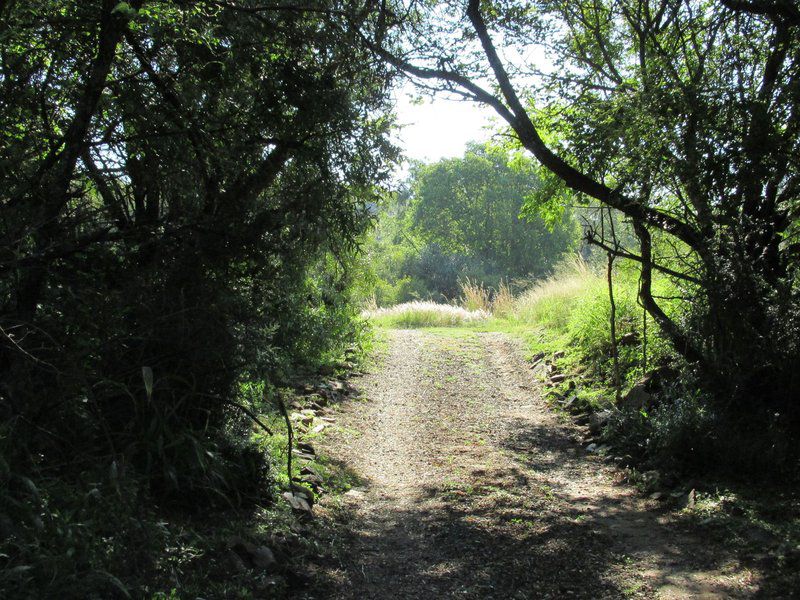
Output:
311 329 758 599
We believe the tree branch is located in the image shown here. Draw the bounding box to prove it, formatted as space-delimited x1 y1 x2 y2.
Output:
462 0 704 251
633 220 707 366
585 229 702 284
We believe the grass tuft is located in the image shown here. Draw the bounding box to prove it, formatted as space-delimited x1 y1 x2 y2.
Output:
491 279 515 318
512 257 598 331
460 278 492 312
364 301 490 328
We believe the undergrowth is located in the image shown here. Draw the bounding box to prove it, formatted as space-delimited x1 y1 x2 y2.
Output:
0 329 373 599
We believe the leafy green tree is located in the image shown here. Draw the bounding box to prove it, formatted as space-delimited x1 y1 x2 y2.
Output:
0 2 395 591
0 0 394 598
410 144 577 282
364 144 577 301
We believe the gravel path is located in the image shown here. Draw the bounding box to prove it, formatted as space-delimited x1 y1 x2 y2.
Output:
311 329 758 599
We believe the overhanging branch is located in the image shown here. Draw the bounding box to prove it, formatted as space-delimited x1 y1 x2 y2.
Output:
585 229 702 285
463 0 704 251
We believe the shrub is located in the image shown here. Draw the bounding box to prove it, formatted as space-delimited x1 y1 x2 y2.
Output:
605 391 716 473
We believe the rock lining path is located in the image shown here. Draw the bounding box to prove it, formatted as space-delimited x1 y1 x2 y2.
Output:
311 329 758 599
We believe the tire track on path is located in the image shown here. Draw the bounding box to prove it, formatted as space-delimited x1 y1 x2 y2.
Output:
311 329 759 599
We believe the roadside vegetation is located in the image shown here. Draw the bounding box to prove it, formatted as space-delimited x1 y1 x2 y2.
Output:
364 254 717 476
3 0 800 597
363 134 798 482
0 1 388 597
364 301 490 328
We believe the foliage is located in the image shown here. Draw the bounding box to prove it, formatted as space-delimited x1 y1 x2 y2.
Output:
510 257 672 386
410 144 577 279
508 257 790 476
365 143 578 303
0 0 394 596
371 0 800 442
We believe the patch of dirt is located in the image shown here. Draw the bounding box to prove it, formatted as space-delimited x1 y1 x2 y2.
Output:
304 329 761 599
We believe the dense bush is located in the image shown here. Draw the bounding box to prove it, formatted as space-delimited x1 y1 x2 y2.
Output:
0 1 393 595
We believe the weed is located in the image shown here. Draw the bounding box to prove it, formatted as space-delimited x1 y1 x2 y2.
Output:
492 279 516 318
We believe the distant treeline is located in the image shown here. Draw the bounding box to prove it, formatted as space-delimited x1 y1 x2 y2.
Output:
367 143 579 304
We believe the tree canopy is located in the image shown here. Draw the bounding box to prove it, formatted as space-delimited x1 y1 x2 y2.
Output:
410 144 576 279
0 3 394 589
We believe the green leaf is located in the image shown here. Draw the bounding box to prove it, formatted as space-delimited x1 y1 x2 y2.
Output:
111 2 138 19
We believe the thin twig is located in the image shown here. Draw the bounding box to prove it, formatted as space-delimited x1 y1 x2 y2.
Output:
198 392 274 436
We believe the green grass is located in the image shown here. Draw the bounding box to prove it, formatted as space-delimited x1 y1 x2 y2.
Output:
364 301 490 328
512 260 600 331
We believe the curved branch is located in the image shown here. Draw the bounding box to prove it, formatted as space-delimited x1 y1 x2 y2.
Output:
585 230 702 285
463 0 703 251
633 220 706 366
368 43 517 125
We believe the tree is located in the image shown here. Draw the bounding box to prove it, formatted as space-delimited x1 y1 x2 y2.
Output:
363 144 576 302
0 0 394 498
367 0 800 425
410 143 576 280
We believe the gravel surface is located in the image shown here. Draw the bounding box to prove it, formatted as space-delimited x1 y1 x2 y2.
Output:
309 329 759 599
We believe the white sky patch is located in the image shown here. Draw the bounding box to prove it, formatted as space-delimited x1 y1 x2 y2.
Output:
391 82 497 173
388 39 552 178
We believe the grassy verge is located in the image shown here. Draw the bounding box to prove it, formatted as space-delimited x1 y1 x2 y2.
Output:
364 301 490 328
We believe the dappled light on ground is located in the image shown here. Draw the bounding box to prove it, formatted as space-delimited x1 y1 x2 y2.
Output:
309 330 756 599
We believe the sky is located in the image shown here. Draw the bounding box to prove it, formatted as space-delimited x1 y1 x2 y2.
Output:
390 84 498 174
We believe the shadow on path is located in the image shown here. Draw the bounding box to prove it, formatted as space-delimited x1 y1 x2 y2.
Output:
303 330 758 599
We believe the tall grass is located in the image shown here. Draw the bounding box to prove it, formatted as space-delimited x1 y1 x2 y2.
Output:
364 301 490 328
491 279 515 318
460 278 491 312
365 257 676 368
511 255 675 386
512 257 599 331
459 277 516 317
